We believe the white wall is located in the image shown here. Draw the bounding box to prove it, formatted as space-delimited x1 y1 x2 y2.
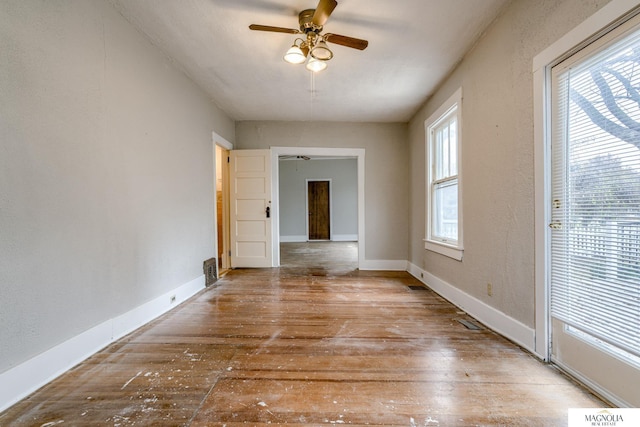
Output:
279 158 358 241
408 0 612 332
237 121 408 263
0 0 234 381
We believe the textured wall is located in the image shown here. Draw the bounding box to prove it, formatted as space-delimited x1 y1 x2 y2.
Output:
0 0 234 373
236 121 409 262
408 0 613 328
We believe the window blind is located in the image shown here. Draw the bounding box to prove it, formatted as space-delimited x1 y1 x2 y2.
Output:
550 25 640 359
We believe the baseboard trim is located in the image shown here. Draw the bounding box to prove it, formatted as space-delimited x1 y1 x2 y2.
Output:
407 263 536 355
280 235 358 243
332 234 358 242
280 235 307 243
359 259 408 271
0 275 205 413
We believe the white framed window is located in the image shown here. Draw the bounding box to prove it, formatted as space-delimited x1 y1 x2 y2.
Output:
425 88 463 260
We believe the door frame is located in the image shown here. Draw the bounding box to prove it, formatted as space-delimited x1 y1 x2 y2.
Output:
533 0 640 405
212 131 233 272
306 179 332 241
271 146 365 268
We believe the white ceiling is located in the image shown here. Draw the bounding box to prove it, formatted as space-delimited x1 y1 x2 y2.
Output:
109 0 510 123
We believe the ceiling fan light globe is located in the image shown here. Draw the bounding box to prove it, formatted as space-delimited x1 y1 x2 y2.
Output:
306 56 328 72
283 45 307 64
310 41 333 60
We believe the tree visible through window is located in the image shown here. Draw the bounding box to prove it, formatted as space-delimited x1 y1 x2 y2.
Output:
550 25 640 362
570 46 640 151
567 37 640 283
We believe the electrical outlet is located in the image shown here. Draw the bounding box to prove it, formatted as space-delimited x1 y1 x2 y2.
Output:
170 295 176 304
487 283 493 297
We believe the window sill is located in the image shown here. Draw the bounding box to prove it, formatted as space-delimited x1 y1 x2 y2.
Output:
424 240 463 261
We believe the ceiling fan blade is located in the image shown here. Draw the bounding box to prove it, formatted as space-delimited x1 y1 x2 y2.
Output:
249 24 300 34
312 0 338 27
324 33 369 50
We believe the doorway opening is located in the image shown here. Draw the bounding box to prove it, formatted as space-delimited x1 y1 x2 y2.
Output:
213 134 232 276
271 147 365 269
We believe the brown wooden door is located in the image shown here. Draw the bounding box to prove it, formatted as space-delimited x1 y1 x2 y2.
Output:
308 181 330 240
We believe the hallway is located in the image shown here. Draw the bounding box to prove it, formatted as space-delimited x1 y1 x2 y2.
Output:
280 241 358 271
1 249 606 425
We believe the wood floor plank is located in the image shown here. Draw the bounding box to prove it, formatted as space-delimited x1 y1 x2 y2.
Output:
0 243 606 426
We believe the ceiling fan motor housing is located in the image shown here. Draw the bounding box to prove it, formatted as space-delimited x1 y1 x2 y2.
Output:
299 9 322 33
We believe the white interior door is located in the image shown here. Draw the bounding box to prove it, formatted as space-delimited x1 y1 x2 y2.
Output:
549 16 640 407
229 149 272 268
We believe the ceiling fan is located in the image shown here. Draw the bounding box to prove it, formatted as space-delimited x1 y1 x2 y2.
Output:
280 155 311 160
249 0 368 72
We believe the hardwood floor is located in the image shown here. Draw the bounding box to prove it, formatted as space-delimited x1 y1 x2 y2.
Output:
280 241 358 271
1 243 606 426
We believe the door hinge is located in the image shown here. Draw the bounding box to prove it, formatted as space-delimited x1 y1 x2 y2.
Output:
228 250 231 257
227 156 230 163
